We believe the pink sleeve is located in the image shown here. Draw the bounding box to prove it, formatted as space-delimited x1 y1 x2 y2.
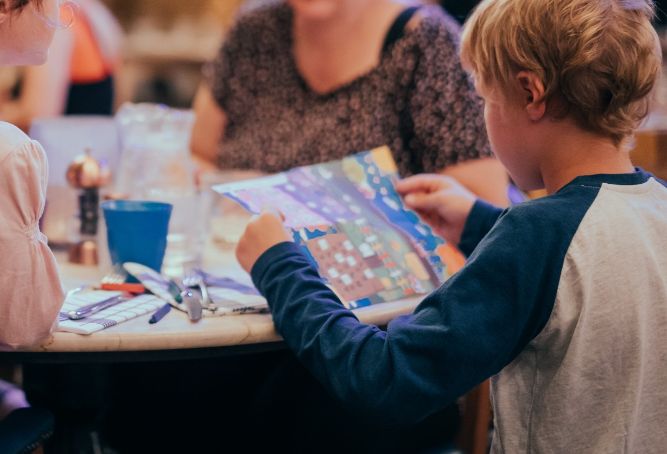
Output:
0 139 64 350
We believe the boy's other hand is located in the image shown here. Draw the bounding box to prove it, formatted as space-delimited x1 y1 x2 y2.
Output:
396 174 477 246
236 211 292 273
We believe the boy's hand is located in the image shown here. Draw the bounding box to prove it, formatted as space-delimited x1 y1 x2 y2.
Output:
236 211 292 273
396 174 477 246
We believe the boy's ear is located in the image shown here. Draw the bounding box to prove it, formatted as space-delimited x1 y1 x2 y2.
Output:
516 71 546 121
0 12 7 24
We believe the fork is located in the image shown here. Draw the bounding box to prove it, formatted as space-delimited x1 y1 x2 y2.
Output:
182 269 215 312
99 266 145 293
101 266 126 285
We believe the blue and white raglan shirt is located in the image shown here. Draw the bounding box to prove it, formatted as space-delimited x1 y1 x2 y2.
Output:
250 170 667 453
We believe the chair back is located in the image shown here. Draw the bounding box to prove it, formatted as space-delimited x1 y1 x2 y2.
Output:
0 407 54 454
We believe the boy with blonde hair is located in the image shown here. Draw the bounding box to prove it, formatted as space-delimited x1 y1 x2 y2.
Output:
235 0 667 451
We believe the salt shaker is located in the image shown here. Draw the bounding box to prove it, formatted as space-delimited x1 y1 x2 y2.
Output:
66 149 110 265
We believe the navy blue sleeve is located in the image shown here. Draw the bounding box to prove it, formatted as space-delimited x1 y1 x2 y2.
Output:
458 199 504 257
251 196 591 426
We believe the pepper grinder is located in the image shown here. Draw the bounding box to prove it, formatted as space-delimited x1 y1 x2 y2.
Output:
66 149 110 265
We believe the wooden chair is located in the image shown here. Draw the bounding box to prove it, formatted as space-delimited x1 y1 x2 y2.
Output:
440 251 493 454
457 380 492 454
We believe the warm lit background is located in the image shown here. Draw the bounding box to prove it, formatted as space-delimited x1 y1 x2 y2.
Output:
0 0 665 178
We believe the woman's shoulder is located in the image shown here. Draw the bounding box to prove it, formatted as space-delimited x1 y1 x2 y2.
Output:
386 4 464 70
406 4 462 45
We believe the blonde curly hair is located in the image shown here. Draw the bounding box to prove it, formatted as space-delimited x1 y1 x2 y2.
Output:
461 0 662 145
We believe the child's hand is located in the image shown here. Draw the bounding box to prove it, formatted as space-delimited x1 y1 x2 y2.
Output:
236 211 292 273
396 174 477 246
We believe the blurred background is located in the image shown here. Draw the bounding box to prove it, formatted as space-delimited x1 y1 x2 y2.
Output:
2 0 667 111
0 0 245 110
1 0 666 180
103 0 244 107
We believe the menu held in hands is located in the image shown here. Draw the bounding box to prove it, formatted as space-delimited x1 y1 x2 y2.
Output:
214 146 454 308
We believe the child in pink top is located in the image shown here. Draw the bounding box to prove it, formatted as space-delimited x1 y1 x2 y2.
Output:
0 0 66 350
0 0 68 425
0 123 63 349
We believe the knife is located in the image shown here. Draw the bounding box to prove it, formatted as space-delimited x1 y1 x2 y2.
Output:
123 262 202 322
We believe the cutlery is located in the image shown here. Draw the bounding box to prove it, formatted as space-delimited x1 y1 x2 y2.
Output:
59 286 94 321
67 294 127 320
182 270 215 312
180 288 203 322
123 262 202 322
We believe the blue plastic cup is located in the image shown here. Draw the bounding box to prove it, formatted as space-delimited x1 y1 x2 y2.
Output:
101 200 172 274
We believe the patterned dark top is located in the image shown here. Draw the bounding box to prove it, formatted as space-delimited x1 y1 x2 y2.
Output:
204 2 492 176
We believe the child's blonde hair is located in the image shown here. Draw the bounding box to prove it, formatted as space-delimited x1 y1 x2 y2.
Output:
461 0 662 145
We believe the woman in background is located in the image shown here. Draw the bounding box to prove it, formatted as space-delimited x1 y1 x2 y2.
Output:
0 0 122 131
186 1 505 452
192 0 508 206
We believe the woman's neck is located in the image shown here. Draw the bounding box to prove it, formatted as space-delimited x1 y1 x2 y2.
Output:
293 1 376 51
291 0 413 94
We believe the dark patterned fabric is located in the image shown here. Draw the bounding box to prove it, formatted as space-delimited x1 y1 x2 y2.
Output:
204 2 492 176
439 0 481 24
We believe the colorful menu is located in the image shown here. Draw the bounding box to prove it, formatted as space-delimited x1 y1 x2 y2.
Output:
213 147 449 308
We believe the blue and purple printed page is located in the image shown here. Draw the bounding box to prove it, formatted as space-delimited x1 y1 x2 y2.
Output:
213 147 447 308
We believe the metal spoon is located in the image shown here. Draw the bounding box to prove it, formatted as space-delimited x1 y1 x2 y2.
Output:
67 294 127 320
180 289 203 322
182 270 215 312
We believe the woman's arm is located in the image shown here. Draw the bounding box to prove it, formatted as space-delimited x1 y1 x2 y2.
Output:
441 157 509 207
0 29 74 131
190 83 227 168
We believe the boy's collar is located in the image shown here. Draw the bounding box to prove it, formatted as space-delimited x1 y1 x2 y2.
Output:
557 168 652 193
